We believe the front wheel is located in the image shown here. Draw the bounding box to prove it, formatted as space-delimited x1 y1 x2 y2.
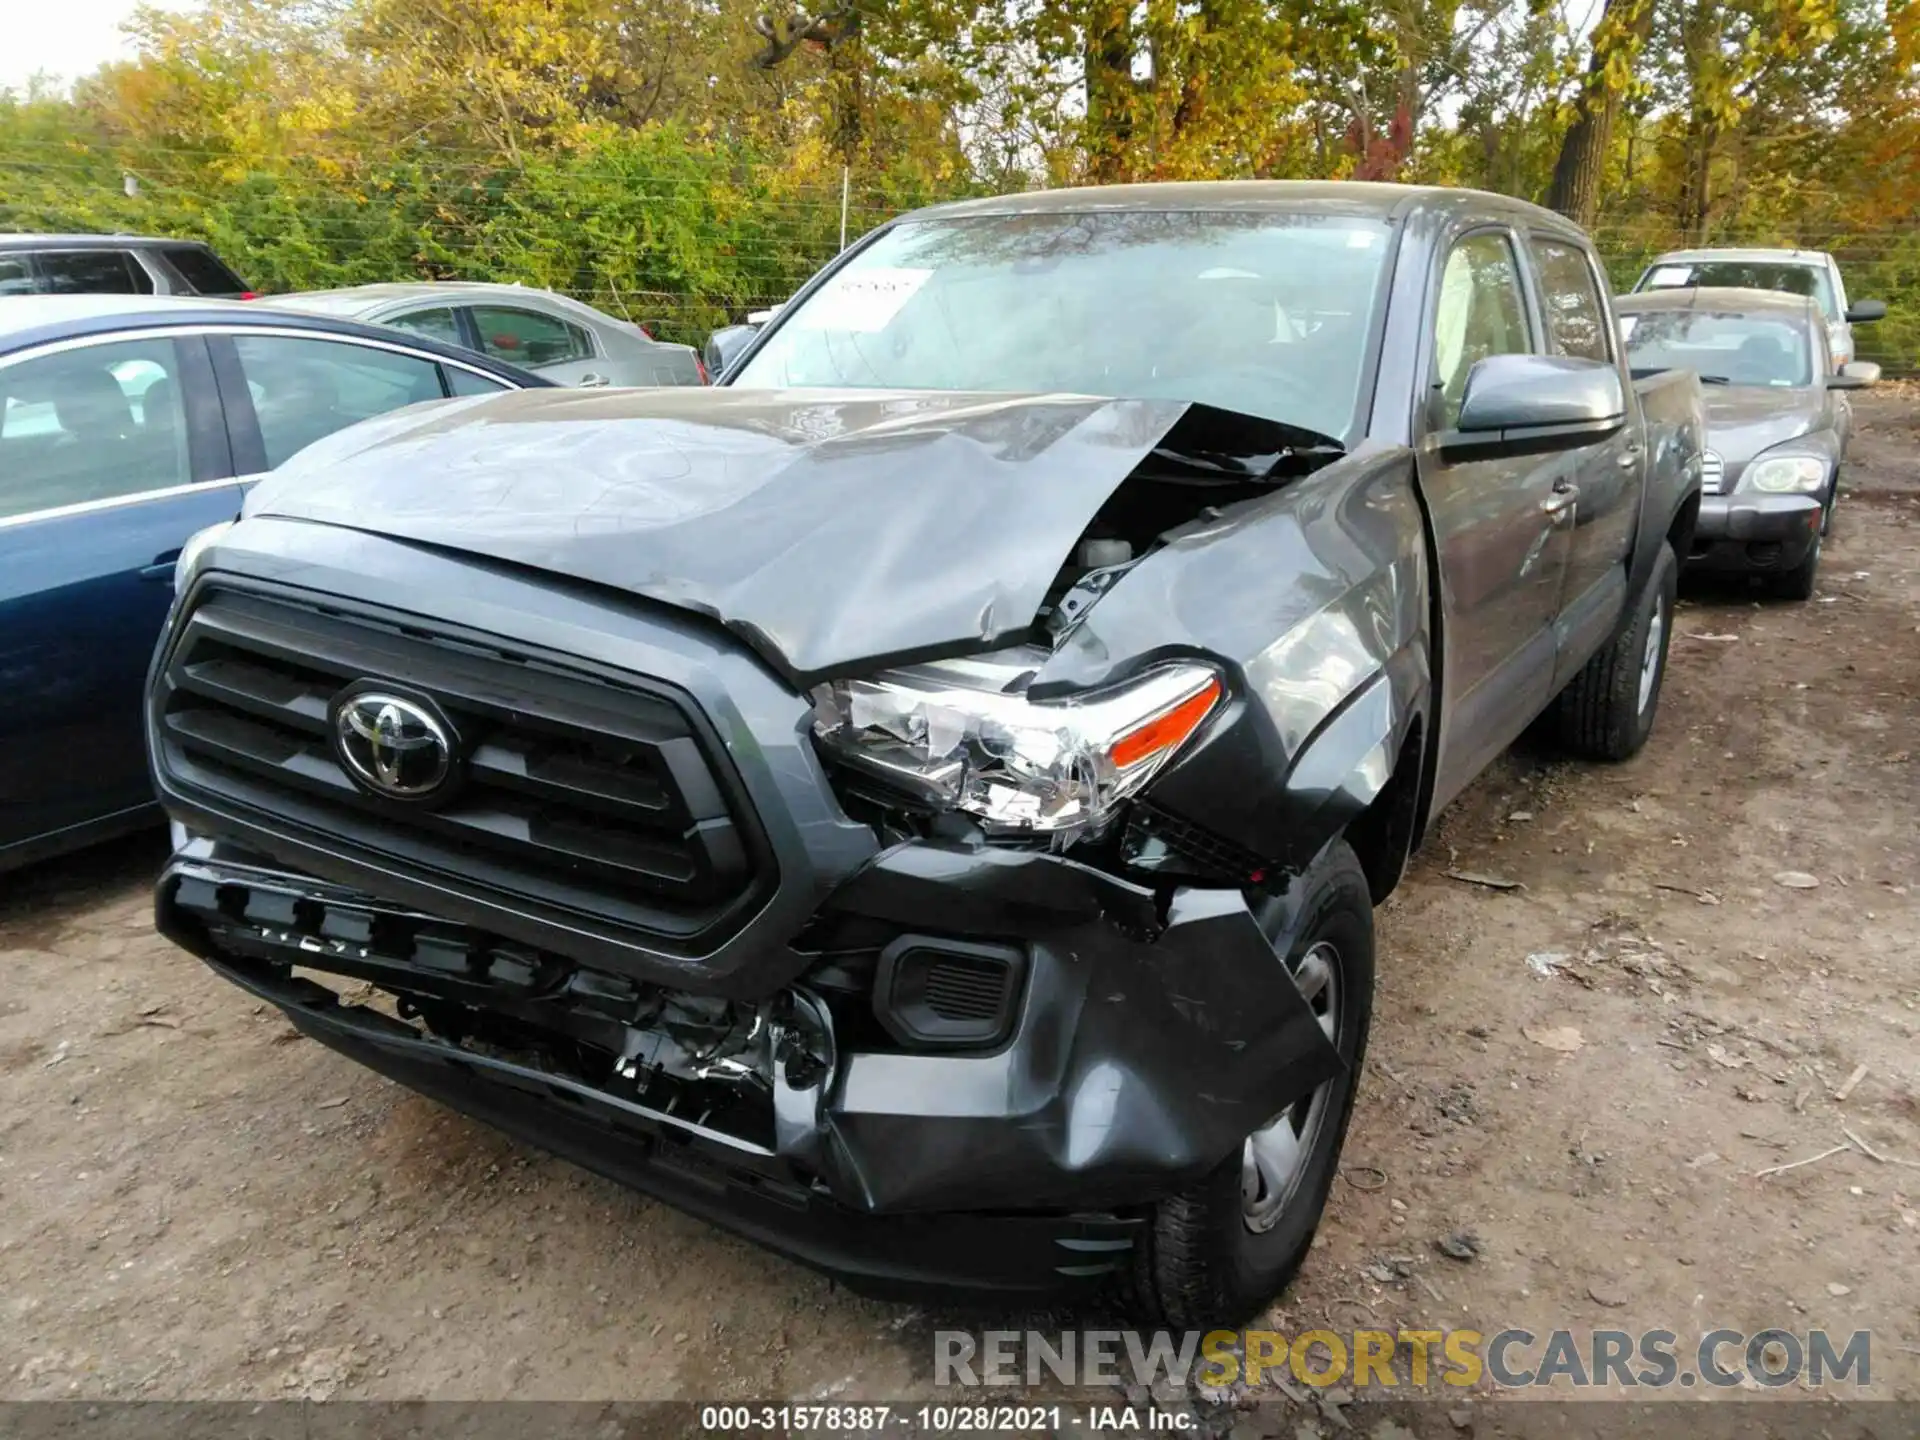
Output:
1130 839 1375 1329
1555 541 1678 762
1770 529 1822 600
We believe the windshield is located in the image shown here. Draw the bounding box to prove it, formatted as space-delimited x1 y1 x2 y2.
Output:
1635 261 1836 319
732 210 1395 442
1620 311 1814 388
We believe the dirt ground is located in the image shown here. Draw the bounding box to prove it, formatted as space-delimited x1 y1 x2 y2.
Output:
3 392 1918 1423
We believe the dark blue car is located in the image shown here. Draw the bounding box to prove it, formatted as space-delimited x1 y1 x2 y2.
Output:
0 295 546 872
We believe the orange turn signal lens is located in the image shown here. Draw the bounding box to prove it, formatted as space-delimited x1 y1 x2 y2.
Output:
1107 677 1222 770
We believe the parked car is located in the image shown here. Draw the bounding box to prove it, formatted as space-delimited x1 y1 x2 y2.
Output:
0 296 546 874
150 182 1702 1324
1629 247 1886 370
272 282 705 388
1616 286 1876 599
0 233 253 299
704 304 785 378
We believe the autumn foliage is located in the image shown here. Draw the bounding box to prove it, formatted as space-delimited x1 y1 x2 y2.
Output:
2 0 1916 365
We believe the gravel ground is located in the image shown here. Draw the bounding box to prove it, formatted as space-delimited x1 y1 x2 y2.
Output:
3 392 1917 1424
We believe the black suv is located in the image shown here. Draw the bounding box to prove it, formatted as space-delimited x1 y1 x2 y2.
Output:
0 234 253 299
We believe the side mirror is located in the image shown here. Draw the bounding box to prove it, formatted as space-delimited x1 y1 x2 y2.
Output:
1448 354 1626 454
703 324 760 380
1828 360 1880 389
1845 299 1887 324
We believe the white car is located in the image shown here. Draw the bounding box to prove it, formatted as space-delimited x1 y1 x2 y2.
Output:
273 281 706 388
1631 248 1886 371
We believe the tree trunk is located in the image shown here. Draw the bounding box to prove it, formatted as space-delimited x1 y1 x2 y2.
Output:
825 36 865 168
1083 0 1135 181
1545 0 1656 225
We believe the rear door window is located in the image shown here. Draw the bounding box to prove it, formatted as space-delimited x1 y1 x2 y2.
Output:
0 338 193 519
34 250 153 296
0 254 33 296
470 306 593 367
1529 239 1611 362
160 245 249 296
232 335 448 467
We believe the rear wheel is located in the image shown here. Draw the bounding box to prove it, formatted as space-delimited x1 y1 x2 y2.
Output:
1555 541 1677 762
1131 839 1375 1328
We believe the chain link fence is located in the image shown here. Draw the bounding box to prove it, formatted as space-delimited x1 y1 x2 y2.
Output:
6 145 1919 374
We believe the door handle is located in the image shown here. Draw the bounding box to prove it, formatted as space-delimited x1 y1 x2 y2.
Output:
1617 445 1644 471
577 373 611 388
140 549 182 583
1541 480 1578 516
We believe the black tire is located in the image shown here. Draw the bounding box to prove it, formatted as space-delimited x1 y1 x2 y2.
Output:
1770 529 1822 600
1130 839 1375 1329
1555 541 1678 762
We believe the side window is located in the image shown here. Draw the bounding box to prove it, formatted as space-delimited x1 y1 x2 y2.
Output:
1432 233 1532 427
444 365 509 397
470 306 593 368
35 250 153 296
232 335 446 468
0 255 33 296
160 245 249 296
0 338 192 519
388 307 464 347
1531 239 1611 362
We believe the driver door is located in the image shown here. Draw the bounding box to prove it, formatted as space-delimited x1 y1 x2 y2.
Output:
1414 229 1572 812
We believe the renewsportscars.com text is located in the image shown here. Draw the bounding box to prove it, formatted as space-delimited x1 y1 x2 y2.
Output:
935 1328 1873 1391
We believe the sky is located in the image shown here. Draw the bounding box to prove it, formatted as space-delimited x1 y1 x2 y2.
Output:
1 0 190 96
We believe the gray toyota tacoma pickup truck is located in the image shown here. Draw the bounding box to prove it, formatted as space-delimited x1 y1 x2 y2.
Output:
149 182 1703 1325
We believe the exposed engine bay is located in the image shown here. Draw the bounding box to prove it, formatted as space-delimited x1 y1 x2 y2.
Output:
1039 414 1346 642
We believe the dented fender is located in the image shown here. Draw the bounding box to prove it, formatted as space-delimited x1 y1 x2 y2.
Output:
1040 445 1432 873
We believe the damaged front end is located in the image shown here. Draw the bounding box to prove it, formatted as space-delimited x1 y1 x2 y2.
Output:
152 389 1409 1300
157 833 1341 1299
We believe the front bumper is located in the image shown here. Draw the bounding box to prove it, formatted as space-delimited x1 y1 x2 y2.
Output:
1686 492 1822 574
158 835 1343 1301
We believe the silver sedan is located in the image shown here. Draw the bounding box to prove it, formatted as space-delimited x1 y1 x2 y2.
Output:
272 281 705 388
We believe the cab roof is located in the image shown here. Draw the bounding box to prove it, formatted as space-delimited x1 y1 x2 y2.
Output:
0 232 213 250
1643 247 1831 266
907 180 1582 233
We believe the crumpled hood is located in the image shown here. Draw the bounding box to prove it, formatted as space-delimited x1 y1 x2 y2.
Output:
245 386 1254 685
1703 385 1825 466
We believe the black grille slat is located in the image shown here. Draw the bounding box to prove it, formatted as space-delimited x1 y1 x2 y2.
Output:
188 594 691 743
178 652 335 734
164 704 721 892
922 958 1011 1020
156 587 772 947
468 738 675 819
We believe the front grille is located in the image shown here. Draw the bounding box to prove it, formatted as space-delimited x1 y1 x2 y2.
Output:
155 586 772 954
1701 450 1725 495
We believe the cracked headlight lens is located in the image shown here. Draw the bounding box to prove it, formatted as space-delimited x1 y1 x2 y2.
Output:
1741 455 1828 494
810 656 1223 841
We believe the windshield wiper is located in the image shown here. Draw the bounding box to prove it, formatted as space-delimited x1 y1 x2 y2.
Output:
1696 374 1734 385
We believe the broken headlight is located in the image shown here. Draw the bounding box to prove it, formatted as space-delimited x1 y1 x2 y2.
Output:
810 654 1223 842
